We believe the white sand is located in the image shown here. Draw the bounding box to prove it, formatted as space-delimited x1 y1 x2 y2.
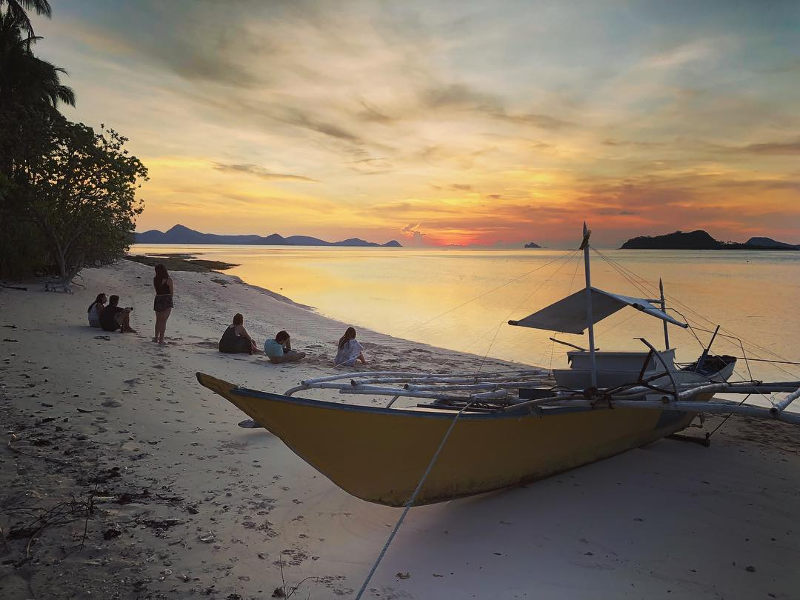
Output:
1 258 799 599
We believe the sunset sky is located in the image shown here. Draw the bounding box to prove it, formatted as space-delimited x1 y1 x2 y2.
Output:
36 1 800 247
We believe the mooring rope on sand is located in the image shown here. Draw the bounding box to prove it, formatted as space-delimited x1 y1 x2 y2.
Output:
355 250 585 598
354 395 476 600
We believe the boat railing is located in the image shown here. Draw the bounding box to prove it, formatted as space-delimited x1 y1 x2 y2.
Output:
283 367 800 424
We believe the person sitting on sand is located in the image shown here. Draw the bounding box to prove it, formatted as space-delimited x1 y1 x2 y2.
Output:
87 293 107 327
99 295 136 333
334 326 366 367
264 330 306 363
219 313 258 354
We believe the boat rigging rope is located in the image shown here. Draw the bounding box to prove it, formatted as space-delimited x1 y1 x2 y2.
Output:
690 326 800 381
729 357 800 366
589 247 800 416
481 249 583 371
591 248 655 298
706 393 753 439
356 251 584 598
737 338 754 381
591 247 800 381
667 307 707 349
397 249 581 339
354 246 797 597
354 397 477 600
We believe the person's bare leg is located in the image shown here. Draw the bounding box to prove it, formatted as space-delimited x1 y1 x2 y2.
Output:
121 310 136 333
270 351 305 364
159 308 172 344
154 312 161 342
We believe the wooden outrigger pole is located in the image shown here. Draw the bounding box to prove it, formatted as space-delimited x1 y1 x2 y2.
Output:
580 222 598 388
277 366 800 425
660 278 670 350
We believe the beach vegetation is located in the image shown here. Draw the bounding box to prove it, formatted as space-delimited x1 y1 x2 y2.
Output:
16 116 149 281
0 3 148 281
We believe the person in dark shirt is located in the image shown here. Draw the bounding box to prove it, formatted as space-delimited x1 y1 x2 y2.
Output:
218 313 257 353
100 295 136 333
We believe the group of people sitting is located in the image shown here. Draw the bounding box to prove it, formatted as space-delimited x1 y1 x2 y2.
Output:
86 264 174 344
85 273 365 368
87 293 136 333
218 314 366 367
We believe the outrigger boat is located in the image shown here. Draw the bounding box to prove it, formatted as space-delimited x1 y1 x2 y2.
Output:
197 225 800 507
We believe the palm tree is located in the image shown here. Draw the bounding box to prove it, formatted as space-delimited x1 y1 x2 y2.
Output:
0 10 74 109
0 0 73 281
0 0 51 38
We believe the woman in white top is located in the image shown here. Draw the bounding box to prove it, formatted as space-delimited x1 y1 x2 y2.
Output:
87 293 107 327
334 326 366 367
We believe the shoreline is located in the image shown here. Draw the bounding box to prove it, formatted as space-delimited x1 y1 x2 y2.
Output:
1 259 800 599
126 253 316 312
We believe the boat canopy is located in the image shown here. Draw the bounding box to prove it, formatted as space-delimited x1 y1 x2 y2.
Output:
508 287 688 335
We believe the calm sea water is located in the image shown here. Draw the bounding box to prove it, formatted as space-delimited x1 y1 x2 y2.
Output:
132 244 800 382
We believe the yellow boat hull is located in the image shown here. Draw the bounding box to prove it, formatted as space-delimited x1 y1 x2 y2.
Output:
196 372 696 507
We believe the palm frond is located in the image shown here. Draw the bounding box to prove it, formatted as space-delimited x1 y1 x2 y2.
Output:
15 0 52 18
1 0 52 37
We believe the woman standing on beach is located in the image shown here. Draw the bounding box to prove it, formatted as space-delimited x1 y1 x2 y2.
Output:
153 264 174 345
334 326 366 367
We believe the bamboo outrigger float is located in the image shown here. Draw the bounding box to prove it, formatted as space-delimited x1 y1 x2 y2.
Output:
196 224 800 507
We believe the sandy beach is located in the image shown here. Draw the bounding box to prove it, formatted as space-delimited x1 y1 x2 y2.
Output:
1 258 799 600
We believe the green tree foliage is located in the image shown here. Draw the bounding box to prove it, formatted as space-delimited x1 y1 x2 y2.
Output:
0 4 147 281
18 116 149 281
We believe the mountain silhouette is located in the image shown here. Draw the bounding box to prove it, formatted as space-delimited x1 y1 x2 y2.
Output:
136 225 402 248
620 230 798 250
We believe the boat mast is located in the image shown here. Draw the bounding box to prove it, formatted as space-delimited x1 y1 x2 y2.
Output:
580 223 597 388
659 278 670 350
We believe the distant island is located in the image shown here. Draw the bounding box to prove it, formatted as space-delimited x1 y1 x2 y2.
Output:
524 241 541 248
620 230 799 250
135 224 402 247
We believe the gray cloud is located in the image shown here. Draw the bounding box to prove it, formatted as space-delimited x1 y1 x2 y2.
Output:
356 100 395 124
420 83 572 130
213 163 317 182
597 208 639 216
602 138 663 148
348 157 394 175
290 114 361 144
431 183 474 192
490 110 574 130
422 83 498 111
737 139 800 155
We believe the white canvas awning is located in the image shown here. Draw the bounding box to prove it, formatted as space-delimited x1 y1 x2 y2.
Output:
508 287 688 334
